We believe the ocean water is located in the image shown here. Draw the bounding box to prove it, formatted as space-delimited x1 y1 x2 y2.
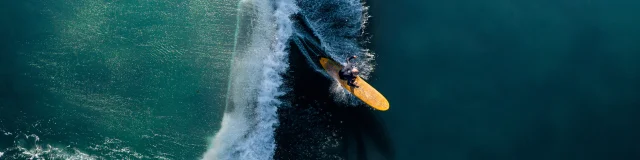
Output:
1 0 237 159
2 0 640 160
368 0 640 159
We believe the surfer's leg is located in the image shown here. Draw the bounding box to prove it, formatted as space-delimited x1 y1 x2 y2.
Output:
348 78 359 88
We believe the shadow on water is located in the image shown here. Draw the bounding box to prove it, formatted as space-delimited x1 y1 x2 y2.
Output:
274 14 394 160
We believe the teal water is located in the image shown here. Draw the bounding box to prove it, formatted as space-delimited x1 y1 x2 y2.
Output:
1 0 237 159
369 0 640 159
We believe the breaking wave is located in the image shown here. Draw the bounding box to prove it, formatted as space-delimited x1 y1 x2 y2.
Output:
202 0 298 159
203 0 373 159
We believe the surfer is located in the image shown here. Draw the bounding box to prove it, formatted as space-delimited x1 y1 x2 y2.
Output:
339 55 360 88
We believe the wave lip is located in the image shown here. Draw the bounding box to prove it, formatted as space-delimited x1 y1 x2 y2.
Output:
294 0 375 104
202 0 298 160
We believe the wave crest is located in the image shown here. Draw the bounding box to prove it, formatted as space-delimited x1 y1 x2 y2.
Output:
202 0 298 159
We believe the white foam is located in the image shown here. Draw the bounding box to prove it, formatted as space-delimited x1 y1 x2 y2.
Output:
297 0 375 101
202 0 298 159
2 134 97 160
0 128 11 136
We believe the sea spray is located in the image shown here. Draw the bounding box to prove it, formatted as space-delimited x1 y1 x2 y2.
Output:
296 0 375 79
203 0 298 159
295 0 375 103
0 134 97 159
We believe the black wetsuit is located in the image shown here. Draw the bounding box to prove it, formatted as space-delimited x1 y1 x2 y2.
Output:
339 56 358 87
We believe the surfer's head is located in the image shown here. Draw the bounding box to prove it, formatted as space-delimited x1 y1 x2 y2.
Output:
351 68 359 75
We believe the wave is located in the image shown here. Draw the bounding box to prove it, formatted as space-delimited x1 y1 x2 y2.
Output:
202 0 298 159
296 0 375 78
203 0 375 159
293 0 374 105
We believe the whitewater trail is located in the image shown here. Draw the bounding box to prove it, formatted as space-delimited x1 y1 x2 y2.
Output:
203 0 373 159
295 0 374 105
202 0 298 159
297 0 375 78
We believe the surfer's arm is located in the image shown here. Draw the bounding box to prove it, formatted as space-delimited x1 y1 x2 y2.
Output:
346 55 357 63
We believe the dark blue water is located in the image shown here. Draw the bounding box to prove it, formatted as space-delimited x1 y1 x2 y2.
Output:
367 0 640 159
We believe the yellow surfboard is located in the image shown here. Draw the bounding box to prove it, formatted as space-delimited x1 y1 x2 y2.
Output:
319 57 389 111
